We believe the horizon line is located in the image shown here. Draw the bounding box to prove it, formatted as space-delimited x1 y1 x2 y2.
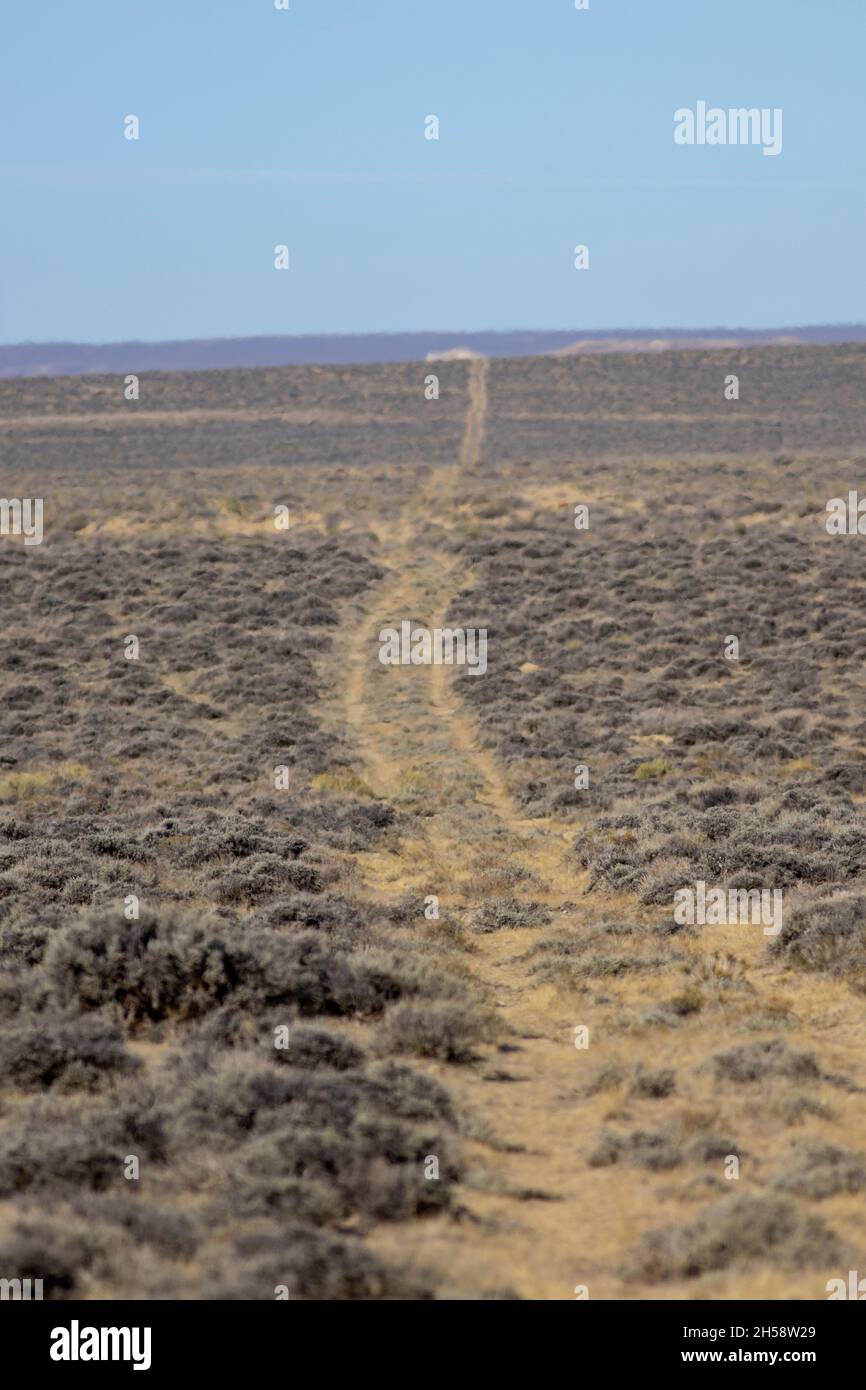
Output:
3 322 865 351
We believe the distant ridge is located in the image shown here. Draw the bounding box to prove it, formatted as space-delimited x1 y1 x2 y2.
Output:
1 326 864 379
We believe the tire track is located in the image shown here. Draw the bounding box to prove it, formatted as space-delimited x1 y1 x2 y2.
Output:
458 356 489 472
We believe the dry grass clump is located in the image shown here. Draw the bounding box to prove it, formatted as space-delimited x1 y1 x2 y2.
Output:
711 1039 823 1086
771 1142 866 1200
378 999 491 1063
470 897 551 933
521 922 677 985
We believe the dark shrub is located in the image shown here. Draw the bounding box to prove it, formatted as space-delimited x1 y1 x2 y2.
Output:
379 1000 488 1063
772 892 866 988
631 1196 842 1281
210 1225 428 1300
712 1039 822 1085
43 910 382 1022
0 1015 140 1090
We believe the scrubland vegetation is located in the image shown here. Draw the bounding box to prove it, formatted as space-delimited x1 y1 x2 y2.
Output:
1 345 865 1298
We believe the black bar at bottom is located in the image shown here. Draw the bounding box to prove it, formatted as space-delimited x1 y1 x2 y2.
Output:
0 1297 860 1376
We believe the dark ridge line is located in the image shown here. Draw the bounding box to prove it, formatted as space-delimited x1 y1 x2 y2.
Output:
1 325 865 379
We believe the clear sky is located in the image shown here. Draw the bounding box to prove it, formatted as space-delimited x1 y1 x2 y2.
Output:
1 0 863 343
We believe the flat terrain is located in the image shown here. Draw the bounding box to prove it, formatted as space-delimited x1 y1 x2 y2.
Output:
1 344 865 1299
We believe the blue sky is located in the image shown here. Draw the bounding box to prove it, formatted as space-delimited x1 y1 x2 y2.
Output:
1 0 862 343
